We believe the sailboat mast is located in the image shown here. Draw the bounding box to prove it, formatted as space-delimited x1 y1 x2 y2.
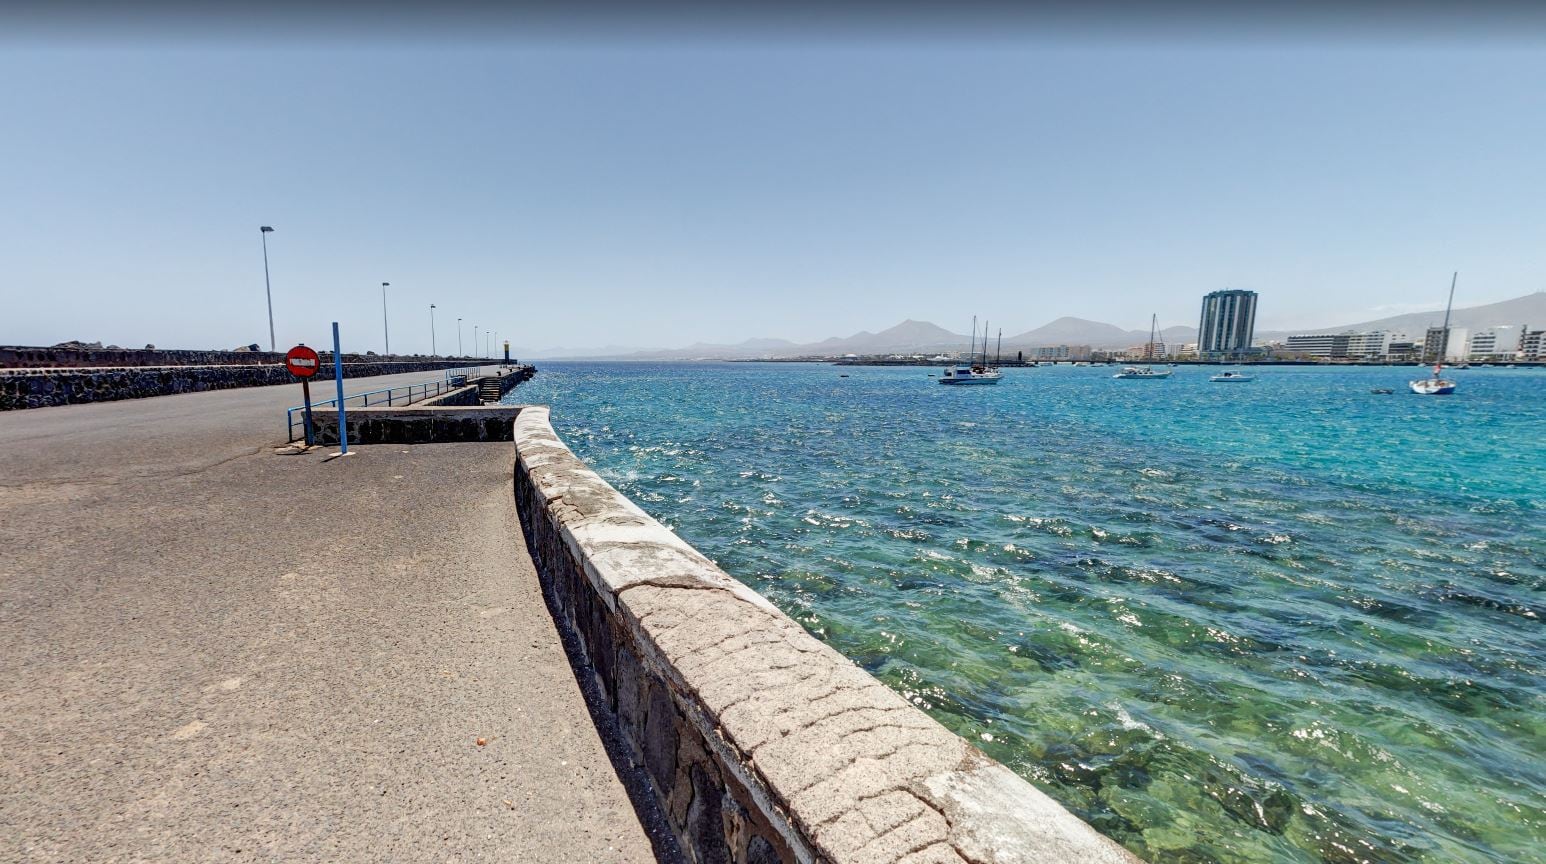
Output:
1149 314 1158 362
1436 271 1457 376
982 320 989 366
996 329 1002 367
970 316 977 363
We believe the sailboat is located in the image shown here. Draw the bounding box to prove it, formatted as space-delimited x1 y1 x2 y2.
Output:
1113 314 1174 379
1409 273 1459 396
939 317 1003 385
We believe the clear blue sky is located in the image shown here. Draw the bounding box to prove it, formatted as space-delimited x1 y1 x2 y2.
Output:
2 8 1544 355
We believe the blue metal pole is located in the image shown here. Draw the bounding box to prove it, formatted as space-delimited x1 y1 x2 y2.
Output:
332 322 348 455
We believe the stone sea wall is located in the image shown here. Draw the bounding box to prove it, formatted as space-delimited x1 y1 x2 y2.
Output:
513 406 1143 864
0 360 470 411
0 344 482 370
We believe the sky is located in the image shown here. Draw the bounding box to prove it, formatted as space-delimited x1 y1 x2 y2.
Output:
2 4 1544 356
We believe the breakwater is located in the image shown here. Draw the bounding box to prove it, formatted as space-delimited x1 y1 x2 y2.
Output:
0 359 473 411
513 406 1141 864
0 344 483 370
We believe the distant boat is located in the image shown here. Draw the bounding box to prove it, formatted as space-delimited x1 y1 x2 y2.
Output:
1113 314 1173 379
940 317 1003 385
1410 272 1460 395
1210 371 1254 382
1371 388 1394 395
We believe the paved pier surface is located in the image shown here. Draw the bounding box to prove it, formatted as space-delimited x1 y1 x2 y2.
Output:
0 373 662 862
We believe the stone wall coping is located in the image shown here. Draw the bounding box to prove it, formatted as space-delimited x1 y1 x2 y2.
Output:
513 406 1143 864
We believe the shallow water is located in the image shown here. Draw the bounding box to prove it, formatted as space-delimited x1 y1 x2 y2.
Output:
510 362 1545 864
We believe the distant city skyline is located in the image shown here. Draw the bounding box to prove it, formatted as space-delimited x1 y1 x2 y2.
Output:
2 10 1544 354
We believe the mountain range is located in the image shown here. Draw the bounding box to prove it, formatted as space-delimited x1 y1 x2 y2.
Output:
524 292 1546 360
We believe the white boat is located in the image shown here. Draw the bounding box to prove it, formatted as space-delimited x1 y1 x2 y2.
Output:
940 317 1003 385
1113 366 1173 379
939 365 1003 385
1409 272 1459 396
1113 314 1172 379
1210 371 1255 382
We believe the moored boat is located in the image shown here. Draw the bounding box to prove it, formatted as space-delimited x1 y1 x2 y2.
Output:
940 316 1003 385
1113 314 1172 380
1409 272 1460 396
1210 371 1255 382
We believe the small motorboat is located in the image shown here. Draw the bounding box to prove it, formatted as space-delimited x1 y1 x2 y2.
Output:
1210 371 1254 382
1371 388 1394 395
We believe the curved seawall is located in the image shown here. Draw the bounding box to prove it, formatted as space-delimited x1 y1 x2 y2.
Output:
513 406 1142 864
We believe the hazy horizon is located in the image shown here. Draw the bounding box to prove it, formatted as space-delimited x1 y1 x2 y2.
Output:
3 4 1544 354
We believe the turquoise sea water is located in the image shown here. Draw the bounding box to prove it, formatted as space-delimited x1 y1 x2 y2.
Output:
509 362 1545 864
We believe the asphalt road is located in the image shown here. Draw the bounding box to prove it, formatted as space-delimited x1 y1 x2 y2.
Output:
0 373 666 862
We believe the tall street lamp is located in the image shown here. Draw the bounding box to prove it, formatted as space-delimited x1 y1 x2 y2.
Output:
457 318 463 356
429 304 437 356
473 325 478 359
259 226 275 352
381 282 391 355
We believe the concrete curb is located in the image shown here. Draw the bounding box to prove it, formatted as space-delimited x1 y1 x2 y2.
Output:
514 406 1144 864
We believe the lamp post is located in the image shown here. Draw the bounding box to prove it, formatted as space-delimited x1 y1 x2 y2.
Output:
457 318 463 356
429 304 437 356
473 325 478 360
381 282 391 355
259 226 275 352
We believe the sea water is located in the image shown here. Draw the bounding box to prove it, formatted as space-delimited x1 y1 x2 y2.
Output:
508 363 1544 864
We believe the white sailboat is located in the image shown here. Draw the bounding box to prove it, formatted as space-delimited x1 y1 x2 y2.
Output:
939 317 1003 385
1410 273 1459 396
1113 314 1174 379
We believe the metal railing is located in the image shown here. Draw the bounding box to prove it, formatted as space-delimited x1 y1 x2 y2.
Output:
286 378 468 441
442 365 489 382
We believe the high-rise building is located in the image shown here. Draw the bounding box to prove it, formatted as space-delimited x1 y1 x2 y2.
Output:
1519 328 1545 361
1197 289 1259 359
1423 326 1471 363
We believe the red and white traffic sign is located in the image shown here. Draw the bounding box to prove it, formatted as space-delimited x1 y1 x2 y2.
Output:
285 344 320 378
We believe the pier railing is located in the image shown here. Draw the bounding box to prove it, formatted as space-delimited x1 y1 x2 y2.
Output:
286 379 464 441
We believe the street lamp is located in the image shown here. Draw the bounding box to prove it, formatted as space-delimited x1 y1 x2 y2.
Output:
457 318 463 356
259 226 275 352
381 282 391 355
429 304 437 356
473 325 478 359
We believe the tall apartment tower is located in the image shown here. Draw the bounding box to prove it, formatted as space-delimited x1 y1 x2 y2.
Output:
1197 289 1259 359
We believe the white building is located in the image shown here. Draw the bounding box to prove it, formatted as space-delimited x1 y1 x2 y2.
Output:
1033 345 1091 361
1284 334 1347 358
1467 326 1523 360
1346 331 1397 358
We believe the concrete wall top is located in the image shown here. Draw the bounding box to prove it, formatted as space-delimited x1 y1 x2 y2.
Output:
514 406 1142 864
0 344 484 370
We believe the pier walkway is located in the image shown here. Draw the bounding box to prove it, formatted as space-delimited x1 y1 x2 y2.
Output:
0 372 663 861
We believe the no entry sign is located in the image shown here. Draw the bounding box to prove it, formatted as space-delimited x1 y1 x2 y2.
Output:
285 345 320 378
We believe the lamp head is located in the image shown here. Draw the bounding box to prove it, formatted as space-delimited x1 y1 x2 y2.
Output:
259 226 273 233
